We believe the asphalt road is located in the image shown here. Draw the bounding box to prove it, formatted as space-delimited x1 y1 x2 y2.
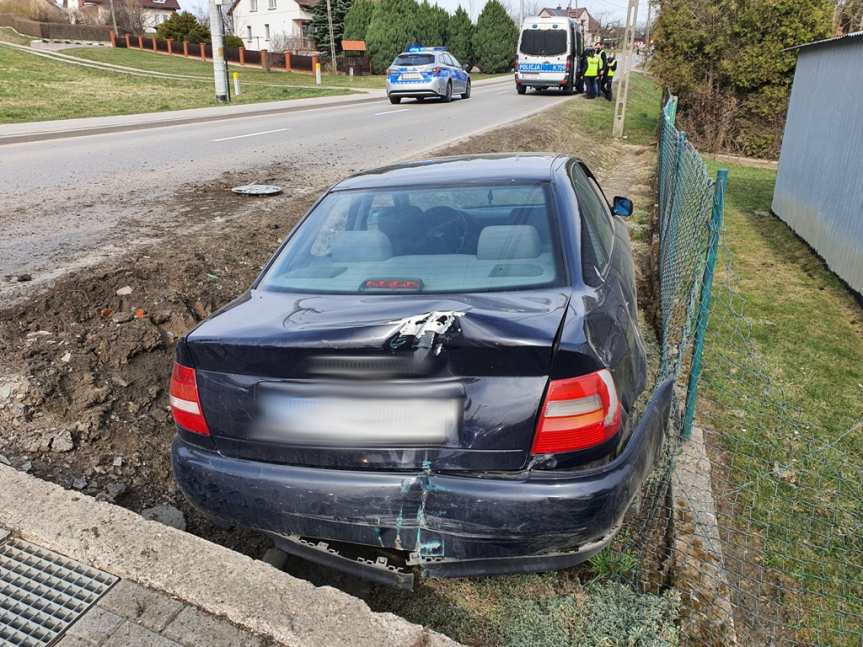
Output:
0 80 572 297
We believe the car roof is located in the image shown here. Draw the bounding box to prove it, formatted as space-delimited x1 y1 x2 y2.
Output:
333 154 570 191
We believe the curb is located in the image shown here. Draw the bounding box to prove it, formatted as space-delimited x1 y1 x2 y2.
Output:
0 465 460 647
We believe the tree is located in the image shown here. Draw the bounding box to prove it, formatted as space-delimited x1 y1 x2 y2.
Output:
156 11 210 43
448 6 474 66
310 0 353 54
472 0 517 72
416 0 449 45
652 0 834 157
365 0 420 73
343 0 374 40
835 0 863 33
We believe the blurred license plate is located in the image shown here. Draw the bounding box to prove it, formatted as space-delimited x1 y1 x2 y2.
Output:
401 72 422 81
255 385 461 446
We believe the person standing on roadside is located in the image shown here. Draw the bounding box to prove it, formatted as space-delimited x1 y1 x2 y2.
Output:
603 52 617 101
583 47 600 99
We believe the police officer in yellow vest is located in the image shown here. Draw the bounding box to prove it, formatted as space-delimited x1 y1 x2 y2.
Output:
603 53 617 101
583 48 601 99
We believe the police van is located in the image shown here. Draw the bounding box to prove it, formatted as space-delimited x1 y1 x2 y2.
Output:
515 16 583 95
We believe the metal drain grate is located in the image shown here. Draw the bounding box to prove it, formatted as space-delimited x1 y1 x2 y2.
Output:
0 538 117 647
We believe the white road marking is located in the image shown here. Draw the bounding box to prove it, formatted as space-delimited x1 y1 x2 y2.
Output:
374 108 410 116
211 128 288 142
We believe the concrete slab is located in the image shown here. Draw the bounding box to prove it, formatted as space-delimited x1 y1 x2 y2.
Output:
0 465 459 647
672 425 738 645
98 581 184 633
163 606 264 647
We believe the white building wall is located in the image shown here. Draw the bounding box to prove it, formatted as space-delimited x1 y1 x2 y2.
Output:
231 0 312 51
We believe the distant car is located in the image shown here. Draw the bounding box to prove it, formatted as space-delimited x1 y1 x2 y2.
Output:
385 46 471 104
171 154 668 589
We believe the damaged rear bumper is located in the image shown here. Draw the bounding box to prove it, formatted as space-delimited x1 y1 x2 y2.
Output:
172 379 673 582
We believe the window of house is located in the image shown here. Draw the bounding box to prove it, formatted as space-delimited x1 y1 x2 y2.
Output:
264 24 270 40
246 25 253 40
268 0 277 8
250 0 258 11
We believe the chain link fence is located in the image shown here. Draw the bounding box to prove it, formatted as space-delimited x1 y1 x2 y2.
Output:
613 94 862 646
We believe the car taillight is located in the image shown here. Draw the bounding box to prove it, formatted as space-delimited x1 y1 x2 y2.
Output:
169 362 209 436
565 58 572 72
531 369 620 454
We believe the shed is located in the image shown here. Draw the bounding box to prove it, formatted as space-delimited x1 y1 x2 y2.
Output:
772 32 863 295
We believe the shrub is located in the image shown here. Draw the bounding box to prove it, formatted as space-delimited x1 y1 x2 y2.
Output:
472 0 517 73
224 34 244 48
156 11 209 44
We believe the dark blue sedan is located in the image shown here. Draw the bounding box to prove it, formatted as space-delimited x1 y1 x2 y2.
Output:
170 154 670 588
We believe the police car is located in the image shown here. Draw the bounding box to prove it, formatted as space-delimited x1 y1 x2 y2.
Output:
386 47 471 104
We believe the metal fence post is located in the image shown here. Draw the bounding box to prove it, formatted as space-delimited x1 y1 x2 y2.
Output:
681 168 729 441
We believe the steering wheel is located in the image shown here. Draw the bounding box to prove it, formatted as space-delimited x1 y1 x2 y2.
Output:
418 207 470 254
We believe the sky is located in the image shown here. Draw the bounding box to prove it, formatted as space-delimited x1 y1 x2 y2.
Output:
178 0 648 25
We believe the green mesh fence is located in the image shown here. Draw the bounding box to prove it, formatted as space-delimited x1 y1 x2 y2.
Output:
615 95 862 646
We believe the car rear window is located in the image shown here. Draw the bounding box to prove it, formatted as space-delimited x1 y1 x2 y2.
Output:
259 184 563 294
393 54 435 66
520 29 568 56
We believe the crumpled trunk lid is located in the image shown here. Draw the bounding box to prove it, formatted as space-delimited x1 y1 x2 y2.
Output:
185 288 571 470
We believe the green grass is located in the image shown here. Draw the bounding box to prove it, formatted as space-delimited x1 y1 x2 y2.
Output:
698 161 863 645
0 26 33 46
573 72 663 145
0 45 351 123
63 47 509 90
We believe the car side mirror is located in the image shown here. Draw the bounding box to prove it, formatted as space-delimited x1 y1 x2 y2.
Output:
612 196 633 218
462 63 470 71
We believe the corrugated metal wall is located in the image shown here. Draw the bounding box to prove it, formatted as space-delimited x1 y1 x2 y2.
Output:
772 36 863 295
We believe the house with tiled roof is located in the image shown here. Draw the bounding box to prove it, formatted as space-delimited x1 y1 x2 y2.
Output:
538 6 601 45
67 0 179 31
227 0 317 52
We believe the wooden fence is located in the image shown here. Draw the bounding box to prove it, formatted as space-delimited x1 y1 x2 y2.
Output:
113 33 370 75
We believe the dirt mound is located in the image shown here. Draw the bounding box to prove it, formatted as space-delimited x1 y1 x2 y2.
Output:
0 182 315 533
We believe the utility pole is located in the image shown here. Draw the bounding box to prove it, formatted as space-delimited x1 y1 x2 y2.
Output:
108 0 119 36
209 0 228 103
325 0 337 73
612 0 638 138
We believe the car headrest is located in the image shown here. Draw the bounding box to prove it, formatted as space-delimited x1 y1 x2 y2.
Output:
477 225 542 260
331 230 393 262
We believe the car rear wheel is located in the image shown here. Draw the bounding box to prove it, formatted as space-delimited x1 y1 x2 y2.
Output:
516 84 527 95
389 95 401 105
461 80 471 99
442 81 452 103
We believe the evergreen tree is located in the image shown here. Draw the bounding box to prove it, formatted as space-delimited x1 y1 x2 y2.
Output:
343 0 375 40
365 0 420 72
472 0 517 73
156 11 210 44
448 5 474 66
310 0 353 54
